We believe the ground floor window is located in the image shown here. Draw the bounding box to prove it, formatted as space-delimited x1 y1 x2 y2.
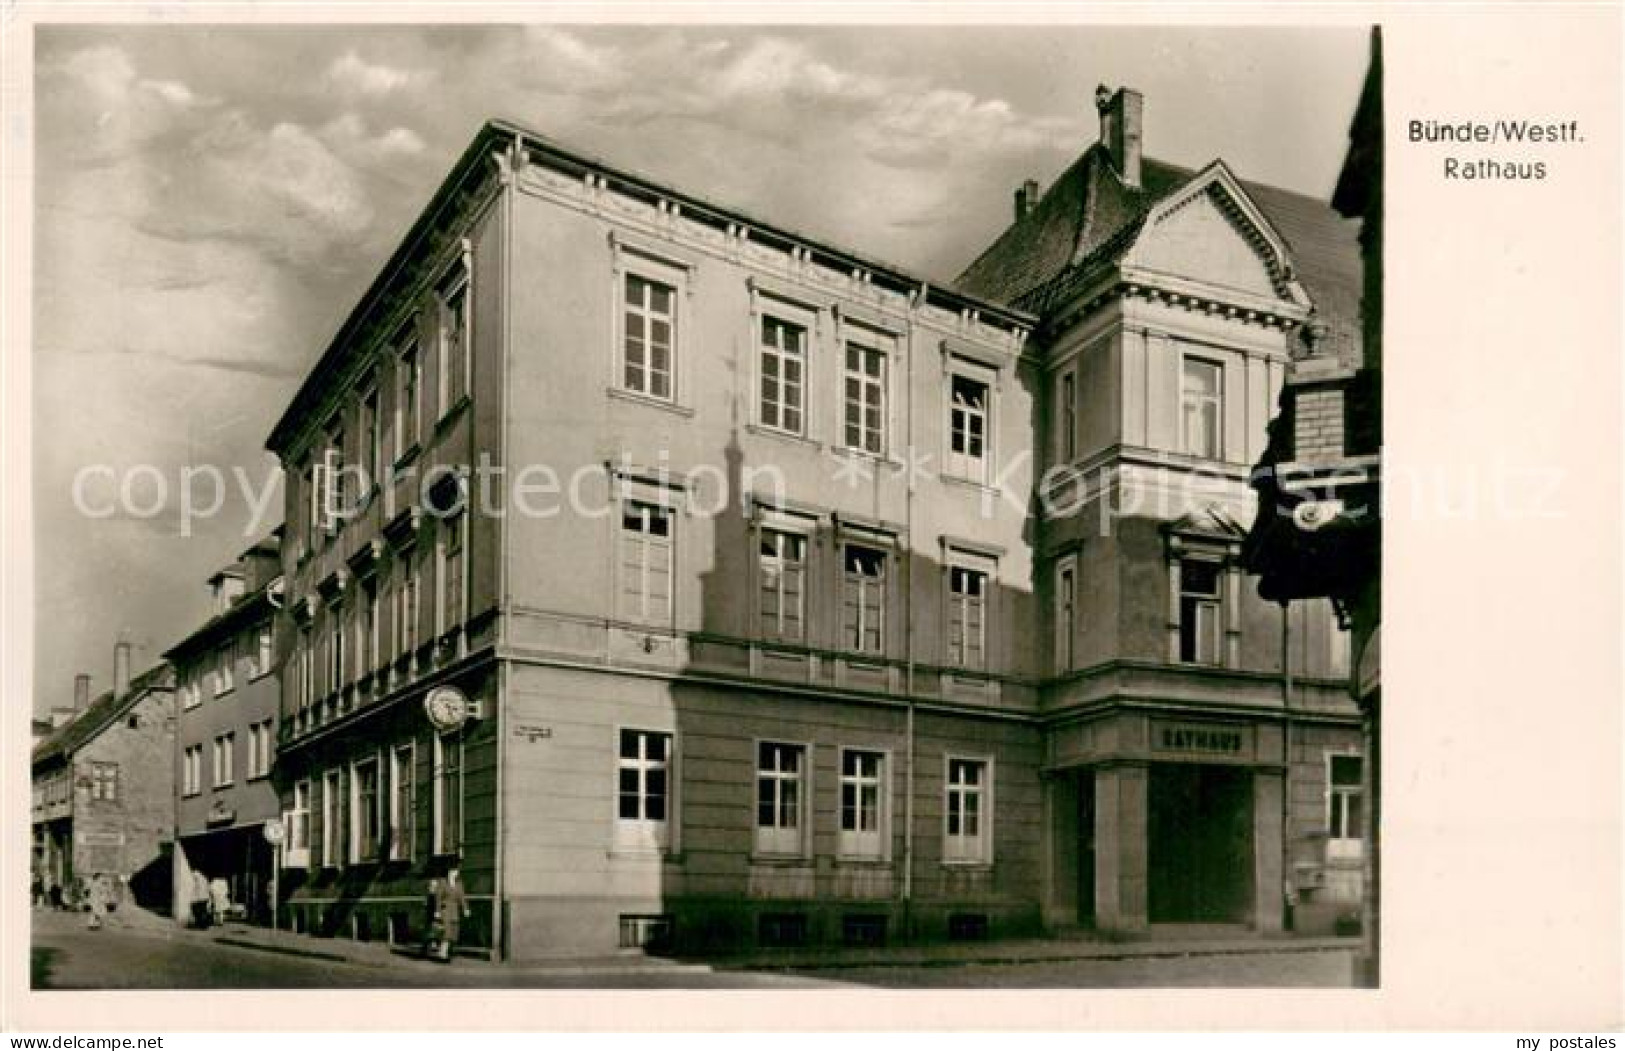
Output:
944 757 991 864
432 733 461 857
755 741 806 857
1327 753 1364 860
617 728 672 851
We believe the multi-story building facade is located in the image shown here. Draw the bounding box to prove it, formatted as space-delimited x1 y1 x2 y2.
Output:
264 85 1362 958
955 87 1365 936
165 533 285 925
31 646 176 911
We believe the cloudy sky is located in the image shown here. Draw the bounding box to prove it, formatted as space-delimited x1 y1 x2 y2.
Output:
31 23 1367 714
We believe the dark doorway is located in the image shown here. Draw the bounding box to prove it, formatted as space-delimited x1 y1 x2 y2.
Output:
1148 764 1253 923
1077 773 1096 926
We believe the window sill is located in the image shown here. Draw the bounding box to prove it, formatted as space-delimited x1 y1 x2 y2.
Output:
940 859 994 871
939 472 997 494
830 446 899 469
834 855 891 868
749 852 813 867
607 387 695 418
746 422 821 450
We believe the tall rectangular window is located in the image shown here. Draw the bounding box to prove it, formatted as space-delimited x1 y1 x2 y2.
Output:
361 386 380 492
843 343 886 455
255 622 274 678
432 733 461 856
947 566 988 670
289 780 311 856
399 549 420 658
944 757 990 864
247 720 273 779
215 645 234 696
1060 369 1078 461
351 757 380 863
327 427 346 525
758 316 806 434
947 375 989 480
298 624 314 710
439 513 466 635
321 769 341 868
1178 560 1222 665
183 746 202 796
1328 754 1364 859
212 732 235 787
1055 560 1076 673
616 729 672 851
1181 358 1223 459
397 339 420 458
329 604 346 691
619 501 673 624
359 576 378 674
839 749 885 859
841 544 886 655
755 742 805 856
623 274 675 400
440 277 470 413
390 744 415 862
758 529 806 642
301 462 317 552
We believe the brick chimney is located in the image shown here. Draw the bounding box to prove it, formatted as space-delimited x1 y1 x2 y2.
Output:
73 673 91 712
1096 85 1143 188
1013 178 1041 222
113 640 132 699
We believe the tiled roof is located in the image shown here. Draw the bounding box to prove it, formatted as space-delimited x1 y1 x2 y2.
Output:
32 663 175 768
954 146 1362 366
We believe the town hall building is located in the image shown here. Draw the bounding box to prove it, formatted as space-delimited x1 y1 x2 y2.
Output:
263 85 1364 959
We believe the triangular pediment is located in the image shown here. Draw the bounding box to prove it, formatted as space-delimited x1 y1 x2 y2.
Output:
1165 505 1250 544
1122 161 1312 309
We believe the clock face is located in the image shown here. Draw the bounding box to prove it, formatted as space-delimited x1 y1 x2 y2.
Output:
425 688 467 730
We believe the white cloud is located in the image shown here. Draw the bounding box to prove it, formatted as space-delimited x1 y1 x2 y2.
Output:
319 113 427 164
326 48 427 96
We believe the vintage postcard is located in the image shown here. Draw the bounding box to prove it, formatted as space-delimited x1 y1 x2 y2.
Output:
3 1 1619 1035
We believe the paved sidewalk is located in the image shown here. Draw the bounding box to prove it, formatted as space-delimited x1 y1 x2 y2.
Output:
705 933 1359 973
184 910 1356 976
198 918 714 978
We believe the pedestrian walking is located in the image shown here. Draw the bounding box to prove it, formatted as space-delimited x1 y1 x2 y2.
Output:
208 876 230 927
85 873 110 930
31 872 44 910
190 870 211 928
425 864 469 963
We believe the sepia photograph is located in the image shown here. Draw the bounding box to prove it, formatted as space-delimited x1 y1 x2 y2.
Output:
20 21 1389 994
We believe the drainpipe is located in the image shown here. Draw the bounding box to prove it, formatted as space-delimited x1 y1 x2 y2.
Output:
900 287 924 939
491 133 518 962
1279 601 1294 931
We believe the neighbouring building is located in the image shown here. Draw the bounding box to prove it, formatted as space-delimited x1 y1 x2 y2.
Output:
31 644 177 912
1244 28 1383 976
263 83 1362 959
165 532 286 925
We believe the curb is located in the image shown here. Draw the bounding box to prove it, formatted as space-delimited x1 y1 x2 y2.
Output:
712 939 1360 973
